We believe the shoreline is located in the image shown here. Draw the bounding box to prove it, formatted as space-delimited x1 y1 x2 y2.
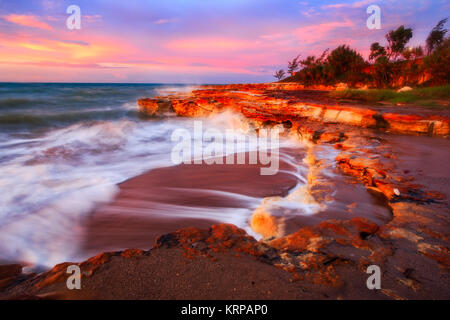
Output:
1 83 449 299
80 151 301 255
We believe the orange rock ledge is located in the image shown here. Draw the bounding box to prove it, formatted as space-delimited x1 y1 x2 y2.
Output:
1 83 449 300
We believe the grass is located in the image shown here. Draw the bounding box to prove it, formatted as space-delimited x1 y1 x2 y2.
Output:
329 85 450 107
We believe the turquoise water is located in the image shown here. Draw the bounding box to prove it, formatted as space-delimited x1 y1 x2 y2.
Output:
0 83 190 131
0 83 200 267
0 83 306 269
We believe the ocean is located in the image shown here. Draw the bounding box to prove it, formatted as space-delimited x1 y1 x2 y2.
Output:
0 83 308 269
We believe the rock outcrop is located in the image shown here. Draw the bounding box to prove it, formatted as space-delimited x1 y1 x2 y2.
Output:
2 82 449 300
137 98 174 116
138 83 450 136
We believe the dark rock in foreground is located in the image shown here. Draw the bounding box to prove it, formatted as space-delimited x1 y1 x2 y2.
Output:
2 83 449 300
1 221 449 299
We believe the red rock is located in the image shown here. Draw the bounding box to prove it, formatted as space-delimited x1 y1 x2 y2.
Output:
0 264 22 280
138 98 174 116
137 84 450 138
3 83 449 299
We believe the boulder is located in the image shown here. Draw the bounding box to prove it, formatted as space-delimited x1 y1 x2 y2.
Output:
397 86 413 92
137 98 174 116
335 83 349 91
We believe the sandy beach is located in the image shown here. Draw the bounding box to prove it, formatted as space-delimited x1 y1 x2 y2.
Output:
1 83 449 300
82 151 300 254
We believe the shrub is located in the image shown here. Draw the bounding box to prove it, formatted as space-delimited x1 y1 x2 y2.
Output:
327 45 367 85
424 38 450 85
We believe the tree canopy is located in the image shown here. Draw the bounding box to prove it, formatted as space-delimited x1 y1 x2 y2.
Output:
386 25 413 60
426 18 448 54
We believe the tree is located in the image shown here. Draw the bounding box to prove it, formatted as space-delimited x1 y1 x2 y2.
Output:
424 37 450 84
402 46 424 60
372 55 393 88
426 18 448 54
317 49 329 64
386 25 413 60
369 42 387 61
327 45 366 84
274 69 285 81
300 55 317 68
412 46 424 59
287 55 301 75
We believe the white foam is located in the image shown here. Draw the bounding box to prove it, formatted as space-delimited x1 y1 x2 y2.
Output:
0 119 186 266
154 85 201 96
0 112 309 268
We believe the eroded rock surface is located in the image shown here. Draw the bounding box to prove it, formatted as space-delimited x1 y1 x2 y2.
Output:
2 83 449 300
138 83 450 136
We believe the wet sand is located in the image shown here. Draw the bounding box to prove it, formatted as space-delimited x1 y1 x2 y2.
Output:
82 147 393 256
386 134 450 200
82 151 300 255
283 176 392 234
2 82 449 300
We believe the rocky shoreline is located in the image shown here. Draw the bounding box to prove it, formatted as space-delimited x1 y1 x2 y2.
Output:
1 83 449 299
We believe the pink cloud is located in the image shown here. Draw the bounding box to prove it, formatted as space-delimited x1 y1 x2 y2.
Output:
83 15 102 23
153 18 175 24
165 37 257 52
293 19 355 44
322 0 374 9
259 33 285 40
3 14 53 31
0 30 138 68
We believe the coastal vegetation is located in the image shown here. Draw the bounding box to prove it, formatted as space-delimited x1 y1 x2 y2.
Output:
329 85 450 107
277 19 449 89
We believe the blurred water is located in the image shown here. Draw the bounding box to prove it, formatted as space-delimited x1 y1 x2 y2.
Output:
0 83 198 266
0 83 306 268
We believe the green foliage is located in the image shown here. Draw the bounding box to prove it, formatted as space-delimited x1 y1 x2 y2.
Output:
329 88 396 103
280 19 449 88
287 55 301 75
327 45 367 84
369 42 387 61
295 50 333 85
402 46 424 60
424 38 450 85
329 85 450 107
372 55 393 88
274 69 285 81
283 46 367 86
386 25 413 60
426 18 448 54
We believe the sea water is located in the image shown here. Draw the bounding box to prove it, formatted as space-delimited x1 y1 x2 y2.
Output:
0 83 307 268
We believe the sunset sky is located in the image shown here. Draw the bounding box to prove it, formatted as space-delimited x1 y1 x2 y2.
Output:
0 0 448 83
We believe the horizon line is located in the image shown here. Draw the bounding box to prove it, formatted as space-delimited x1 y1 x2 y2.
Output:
0 81 269 85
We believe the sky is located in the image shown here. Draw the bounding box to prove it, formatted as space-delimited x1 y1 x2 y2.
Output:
0 0 448 83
